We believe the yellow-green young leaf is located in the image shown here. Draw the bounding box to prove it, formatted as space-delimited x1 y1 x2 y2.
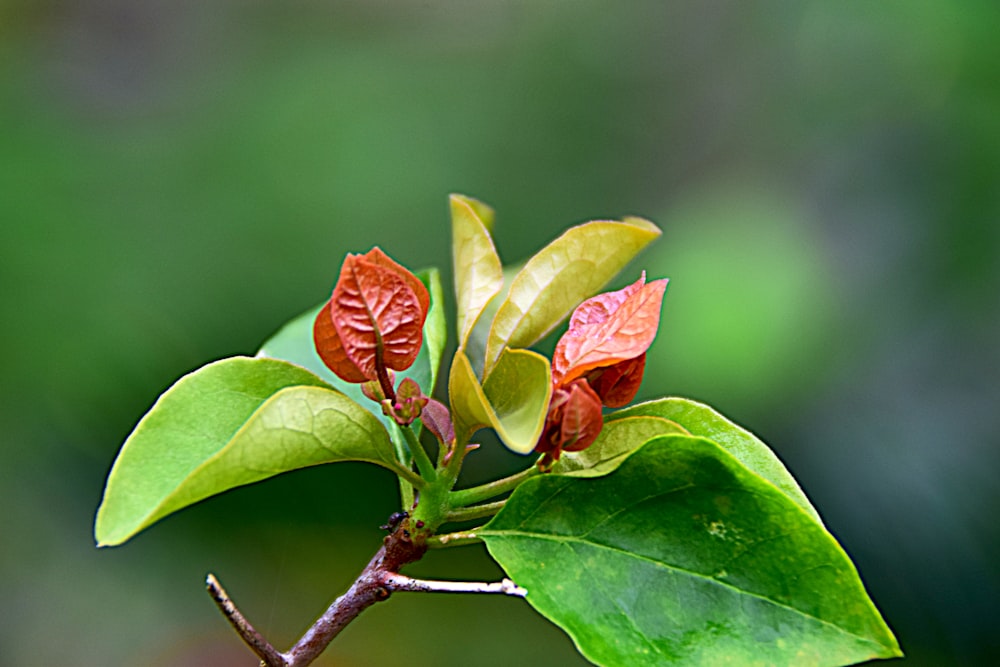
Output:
484 217 661 374
447 348 552 453
608 397 822 523
421 267 448 392
95 357 400 547
552 415 689 477
451 194 503 348
483 436 902 667
448 349 493 446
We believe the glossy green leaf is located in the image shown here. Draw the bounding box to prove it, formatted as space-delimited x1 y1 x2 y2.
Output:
448 347 552 453
608 397 821 523
552 415 688 477
451 194 504 348
482 436 902 667
484 217 661 374
95 357 401 547
257 268 443 425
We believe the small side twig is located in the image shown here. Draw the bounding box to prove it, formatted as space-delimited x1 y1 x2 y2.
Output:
384 573 527 597
206 573 285 666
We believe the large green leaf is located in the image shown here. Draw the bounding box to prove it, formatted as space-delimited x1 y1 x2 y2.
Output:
450 194 503 348
482 436 901 667
257 268 444 421
552 415 688 477
608 397 821 523
448 347 552 453
95 357 402 547
484 217 661 374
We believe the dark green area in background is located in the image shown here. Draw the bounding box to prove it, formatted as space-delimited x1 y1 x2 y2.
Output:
1 2 997 665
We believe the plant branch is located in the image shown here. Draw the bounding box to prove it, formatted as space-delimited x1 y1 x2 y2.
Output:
444 500 506 523
206 573 285 666
449 464 540 508
384 573 526 597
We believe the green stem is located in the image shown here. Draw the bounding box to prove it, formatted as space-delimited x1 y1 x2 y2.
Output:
402 424 437 482
445 500 506 523
398 477 414 511
449 464 540 508
425 529 486 549
393 465 426 491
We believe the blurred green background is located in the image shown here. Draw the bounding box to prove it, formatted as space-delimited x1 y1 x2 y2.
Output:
2 1 998 665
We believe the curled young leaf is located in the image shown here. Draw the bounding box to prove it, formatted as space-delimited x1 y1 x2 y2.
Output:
551 273 667 387
314 247 430 384
535 379 603 465
420 398 455 447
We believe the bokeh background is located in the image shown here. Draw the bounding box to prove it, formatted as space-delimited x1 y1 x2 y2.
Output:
2 2 998 665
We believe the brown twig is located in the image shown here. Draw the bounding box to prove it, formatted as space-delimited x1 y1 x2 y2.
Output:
206 573 285 666
208 524 528 666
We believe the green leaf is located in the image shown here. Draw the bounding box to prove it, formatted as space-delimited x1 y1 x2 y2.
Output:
448 347 552 453
608 397 821 523
421 267 447 393
482 436 902 667
484 217 661 375
257 267 443 424
451 194 504 348
552 415 688 477
95 357 402 547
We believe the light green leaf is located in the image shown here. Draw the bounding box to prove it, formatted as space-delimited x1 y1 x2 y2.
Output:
552 415 688 477
482 436 902 667
448 347 552 453
95 357 402 547
608 397 821 523
484 217 661 374
451 194 504 348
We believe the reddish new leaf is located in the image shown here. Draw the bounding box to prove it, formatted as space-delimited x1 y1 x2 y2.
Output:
585 352 647 408
314 247 429 383
421 398 455 446
551 274 667 387
536 379 604 463
313 301 369 382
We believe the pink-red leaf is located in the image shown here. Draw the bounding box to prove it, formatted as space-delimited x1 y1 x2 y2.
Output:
315 247 429 383
536 379 604 462
551 274 667 387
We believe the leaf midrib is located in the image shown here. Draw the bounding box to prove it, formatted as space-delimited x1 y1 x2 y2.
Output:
483 529 891 651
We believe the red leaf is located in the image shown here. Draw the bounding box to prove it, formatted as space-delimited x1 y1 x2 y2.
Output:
551 273 667 387
586 352 647 408
314 247 429 382
313 301 369 383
